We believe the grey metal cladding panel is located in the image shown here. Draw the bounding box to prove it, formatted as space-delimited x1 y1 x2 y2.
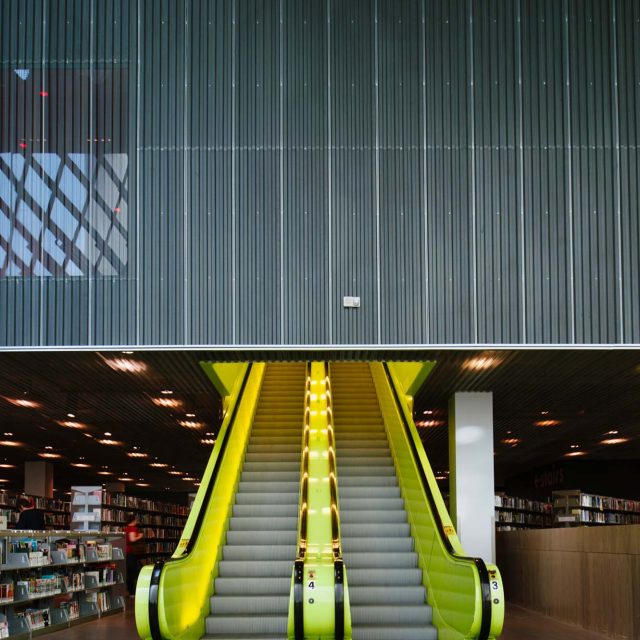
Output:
236 152 281 344
520 0 571 343
237 0 280 149
331 0 377 344
282 0 330 344
424 0 469 148
139 0 188 344
331 150 377 344
425 151 474 344
377 0 425 344
424 1 473 343
235 0 281 344
472 1 522 343
283 0 328 149
0 280 42 346
187 1 234 344
568 0 620 343
283 151 329 344
616 0 640 342
379 150 425 343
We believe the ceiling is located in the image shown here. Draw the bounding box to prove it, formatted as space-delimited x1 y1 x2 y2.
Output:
0 349 638 499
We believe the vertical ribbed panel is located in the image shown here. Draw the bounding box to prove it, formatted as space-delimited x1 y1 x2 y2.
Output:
616 0 640 342
472 0 522 343
330 0 377 344
1 0 639 347
521 0 571 343
282 0 329 344
568 0 619 344
378 0 425 344
424 0 473 344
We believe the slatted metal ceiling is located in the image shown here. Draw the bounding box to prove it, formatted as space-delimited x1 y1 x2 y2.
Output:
0 350 638 496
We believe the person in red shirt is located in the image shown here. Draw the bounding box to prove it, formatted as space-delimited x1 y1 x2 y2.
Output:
124 513 144 597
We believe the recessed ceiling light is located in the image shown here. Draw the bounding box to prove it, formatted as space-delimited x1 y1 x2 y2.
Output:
435 475 447 480
201 438 215 445
462 354 502 371
186 413 196 418
160 389 174 395
97 471 112 476
564 451 587 457
501 438 521 446
0 479 10 484
45 446 53 450
104 432 112 437
3 433 12 437
605 430 619 435
415 420 444 428
535 419 561 427
97 439 122 446
0 441 23 447
600 438 629 445
136 482 150 487
67 413 75 418
121 351 134 355
168 470 184 476
205 432 215 437
152 397 181 408
71 463 91 468
422 410 434 415
179 420 205 429
0 464 16 469
104 358 147 374
570 444 580 449
149 462 169 468
127 452 148 458
5 397 40 408
118 477 135 482
57 420 86 429
541 410 549 415
39 452 62 459
182 476 197 482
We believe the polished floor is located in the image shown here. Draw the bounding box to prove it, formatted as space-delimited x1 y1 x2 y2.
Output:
46 603 611 640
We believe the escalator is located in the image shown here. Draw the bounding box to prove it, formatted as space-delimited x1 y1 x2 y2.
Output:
332 363 437 640
204 363 305 639
136 360 503 640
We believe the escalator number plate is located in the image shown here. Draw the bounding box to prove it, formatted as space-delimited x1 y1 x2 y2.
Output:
308 581 315 590
492 581 499 590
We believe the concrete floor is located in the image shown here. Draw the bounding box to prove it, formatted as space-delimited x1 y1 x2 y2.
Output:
46 603 611 640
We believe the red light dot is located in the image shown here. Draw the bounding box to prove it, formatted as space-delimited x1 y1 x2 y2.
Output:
18 142 27 149
114 207 121 213
39 90 49 97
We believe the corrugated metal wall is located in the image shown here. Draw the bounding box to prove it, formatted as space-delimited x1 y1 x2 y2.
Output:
0 0 638 348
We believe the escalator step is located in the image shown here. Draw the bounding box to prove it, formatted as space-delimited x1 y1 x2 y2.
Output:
232 503 298 518
341 509 408 524
336 432 387 441
218 560 292 577
229 516 298 531
214 577 290 596
347 585 425 605
351 604 433 625
237 481 299 493
336 447 390 456
242 461 300 472
247 442 301 451
343 551 417 568
225 530 297 545
338 456 393 466
222 545 296 561
339 466 396 477
234 492 298 505
340 497 404 510
240 471 300 483
342 536 413 552
209 595 290 616
338 476 398 487
245 452 300 462
347 567 423 586
204 614 288 636
342 522 410 538
339 485 401 498
351 625 437 640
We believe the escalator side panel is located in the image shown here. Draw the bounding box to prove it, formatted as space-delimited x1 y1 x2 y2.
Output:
137 363 266 640
369 362 492 640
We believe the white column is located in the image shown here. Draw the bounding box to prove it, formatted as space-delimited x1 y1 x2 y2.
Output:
448 392 495 563
24 461 54 498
